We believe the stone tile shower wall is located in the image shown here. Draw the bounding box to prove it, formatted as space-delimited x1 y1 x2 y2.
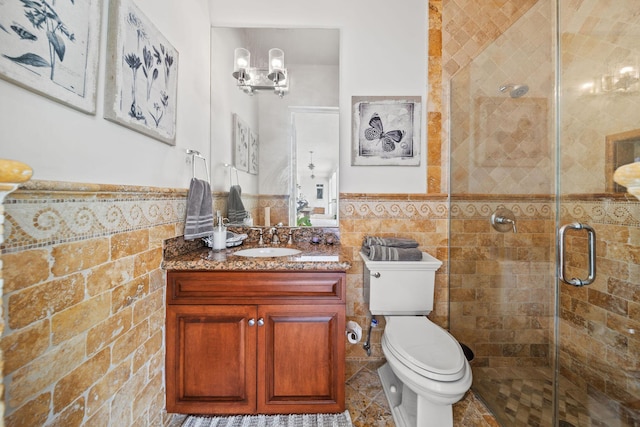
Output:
449 196 555 368
1 182 186 426
559 197 640 423
448 0 555 195
560 0 640 194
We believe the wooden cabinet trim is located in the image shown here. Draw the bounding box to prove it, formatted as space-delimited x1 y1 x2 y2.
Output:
167 271 346 304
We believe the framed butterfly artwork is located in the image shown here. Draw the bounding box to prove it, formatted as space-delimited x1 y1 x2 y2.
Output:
352 96 421 166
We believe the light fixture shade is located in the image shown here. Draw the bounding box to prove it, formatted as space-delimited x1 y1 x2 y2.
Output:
232 48 250 81
232 47 288 97
268 48 285 83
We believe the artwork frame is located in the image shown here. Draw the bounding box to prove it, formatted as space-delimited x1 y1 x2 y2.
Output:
352 96 421 166
248 130 259 175
0 0 103 114
233 113 249 172
104 0 179 145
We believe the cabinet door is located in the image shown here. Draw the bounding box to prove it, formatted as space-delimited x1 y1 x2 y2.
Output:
258 304 345 414
166 305 257 414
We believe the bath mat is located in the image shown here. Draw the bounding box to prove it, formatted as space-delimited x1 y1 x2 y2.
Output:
181 411 353 427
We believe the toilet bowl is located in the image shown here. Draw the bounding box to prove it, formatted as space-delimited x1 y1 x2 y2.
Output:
360 251 472 427
378 316 472 427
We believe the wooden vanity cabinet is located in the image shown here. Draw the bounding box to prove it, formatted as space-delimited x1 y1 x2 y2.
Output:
165 270 346 415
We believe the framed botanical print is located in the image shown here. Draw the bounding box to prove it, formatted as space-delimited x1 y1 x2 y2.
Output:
248 130 259 175
233 113 249 172
0 0 103 113
104 0 179 145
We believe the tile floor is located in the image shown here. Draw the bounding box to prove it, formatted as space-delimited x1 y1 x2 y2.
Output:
473 367 639 427
345 360 499 427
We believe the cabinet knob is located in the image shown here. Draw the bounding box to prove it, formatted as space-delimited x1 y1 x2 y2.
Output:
257 318 265 326
371 272 381 278
248 318 256 326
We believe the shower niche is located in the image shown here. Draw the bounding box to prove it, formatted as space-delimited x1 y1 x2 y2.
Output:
606 128 640 192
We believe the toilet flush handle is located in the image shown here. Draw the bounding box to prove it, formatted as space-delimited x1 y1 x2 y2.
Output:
371 272 381 278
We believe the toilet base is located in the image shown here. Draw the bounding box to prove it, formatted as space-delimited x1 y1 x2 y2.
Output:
378 363 454 427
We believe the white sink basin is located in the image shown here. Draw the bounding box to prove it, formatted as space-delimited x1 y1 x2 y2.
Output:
233 247 302 258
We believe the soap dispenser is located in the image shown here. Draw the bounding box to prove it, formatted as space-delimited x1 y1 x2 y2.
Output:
212 210 227 250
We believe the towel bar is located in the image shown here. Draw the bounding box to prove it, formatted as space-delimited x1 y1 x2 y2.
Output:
186 149 210 183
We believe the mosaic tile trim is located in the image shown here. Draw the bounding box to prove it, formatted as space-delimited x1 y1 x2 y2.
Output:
2 182 189 253
450 200 553 220
450 198 639 227
340 199 448 219
561 199 640 227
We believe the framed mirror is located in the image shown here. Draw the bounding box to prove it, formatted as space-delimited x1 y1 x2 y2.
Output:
210 27 340 226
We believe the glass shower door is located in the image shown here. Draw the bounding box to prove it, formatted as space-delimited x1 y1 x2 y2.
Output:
448 0 640 425
556 1 640 426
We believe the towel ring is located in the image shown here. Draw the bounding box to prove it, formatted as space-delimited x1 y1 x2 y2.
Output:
186 149 210 183
224 163 240 187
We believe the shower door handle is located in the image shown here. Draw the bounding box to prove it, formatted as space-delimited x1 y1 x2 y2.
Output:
558 223 596 286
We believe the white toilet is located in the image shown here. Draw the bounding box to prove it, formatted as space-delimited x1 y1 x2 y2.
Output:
360 252 472 427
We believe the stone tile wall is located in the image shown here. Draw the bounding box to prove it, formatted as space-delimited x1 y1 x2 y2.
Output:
449 196 556 368
448 0 555 195
340 194 450 360
1 181 186 426
559 196 640 423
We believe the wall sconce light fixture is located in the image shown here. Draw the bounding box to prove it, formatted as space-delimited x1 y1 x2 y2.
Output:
232 47 288 97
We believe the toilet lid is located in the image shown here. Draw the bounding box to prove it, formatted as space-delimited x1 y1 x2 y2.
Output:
384 317 466 381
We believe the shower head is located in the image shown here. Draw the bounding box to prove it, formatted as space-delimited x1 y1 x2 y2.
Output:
499 84 529 98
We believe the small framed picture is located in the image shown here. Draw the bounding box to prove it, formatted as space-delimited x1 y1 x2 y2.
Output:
249 130 259 175
233 113 249 172
352 96 421 166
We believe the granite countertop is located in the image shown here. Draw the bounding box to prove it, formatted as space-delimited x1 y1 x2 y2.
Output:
162 240 351 271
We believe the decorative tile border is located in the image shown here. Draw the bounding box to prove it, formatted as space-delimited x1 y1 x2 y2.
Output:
340 200 449 219
449 195 640 228
561 199 640 227
2 180 189 253
450 200 553 220
5 181 637 253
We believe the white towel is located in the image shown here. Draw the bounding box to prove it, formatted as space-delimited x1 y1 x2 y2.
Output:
184 178 214 240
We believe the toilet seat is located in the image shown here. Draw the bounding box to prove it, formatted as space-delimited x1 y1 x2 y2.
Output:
383 316 466 382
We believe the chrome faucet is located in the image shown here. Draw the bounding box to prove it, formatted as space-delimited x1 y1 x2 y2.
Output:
287 227 299 245
494 215 517 233
490 207 517 233
269 227 280 245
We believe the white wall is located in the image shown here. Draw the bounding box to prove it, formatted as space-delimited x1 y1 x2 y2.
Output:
210 27 259 193
209 0 429 194
0 0 211 189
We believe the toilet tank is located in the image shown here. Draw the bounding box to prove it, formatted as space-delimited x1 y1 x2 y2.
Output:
360 251 443 315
